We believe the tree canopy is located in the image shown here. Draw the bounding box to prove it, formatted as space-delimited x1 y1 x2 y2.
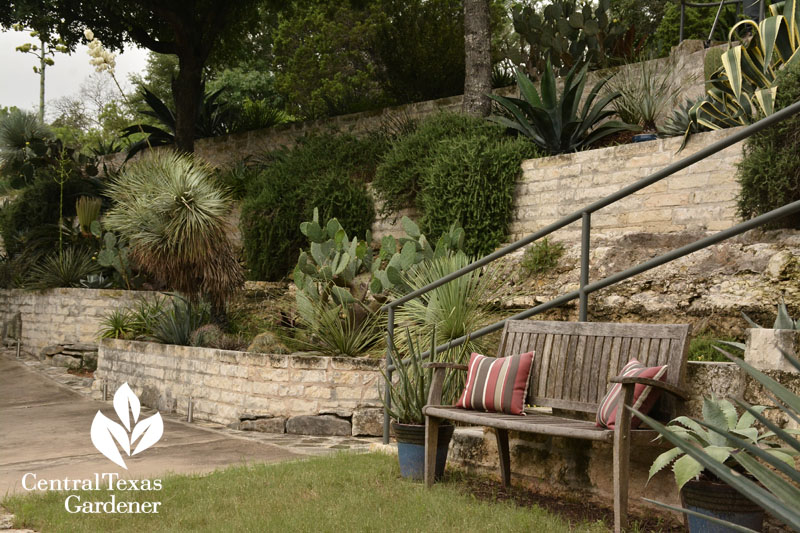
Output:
2 0 270 152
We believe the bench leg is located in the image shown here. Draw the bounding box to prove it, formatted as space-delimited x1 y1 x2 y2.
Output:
424 415 441 488
613 385 635 533
495 428 511 488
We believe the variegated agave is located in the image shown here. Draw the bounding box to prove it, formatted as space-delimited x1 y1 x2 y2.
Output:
685 0 800 146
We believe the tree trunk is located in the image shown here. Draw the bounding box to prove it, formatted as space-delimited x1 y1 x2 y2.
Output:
462 0 492 117
173 53 203 153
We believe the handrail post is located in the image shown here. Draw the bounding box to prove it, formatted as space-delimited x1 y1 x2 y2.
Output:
579 212 591 322
679 0 686 42
383 306 395 444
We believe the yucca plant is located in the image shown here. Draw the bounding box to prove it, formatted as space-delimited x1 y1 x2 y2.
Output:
635 346 800 531
488 61 639 154
103 150 244 307
380 326 471 425
128 295 168 339
0 109 53 186
27 247 102 289
98 308 135 339
686 0 800 143
394 250 494 359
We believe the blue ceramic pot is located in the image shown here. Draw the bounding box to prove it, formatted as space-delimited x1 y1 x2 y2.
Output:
392 422 455 480
632 133 658 143
681 478 764 532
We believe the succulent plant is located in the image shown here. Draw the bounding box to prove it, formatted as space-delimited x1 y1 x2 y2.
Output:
489 61 638 154
90 220 132 290
742 297 799 331
511 0 631 79
368 217 464 298
293 207 373 308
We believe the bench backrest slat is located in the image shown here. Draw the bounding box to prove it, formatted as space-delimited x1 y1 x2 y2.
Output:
498 321 691 414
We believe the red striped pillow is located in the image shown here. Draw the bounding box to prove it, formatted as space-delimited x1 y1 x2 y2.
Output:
455 351 534 415
596 359 668 429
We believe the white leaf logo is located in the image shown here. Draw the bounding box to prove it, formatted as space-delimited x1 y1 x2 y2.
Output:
90 382 163 469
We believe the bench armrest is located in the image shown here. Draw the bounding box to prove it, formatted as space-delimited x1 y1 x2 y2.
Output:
609 376 690 400
422 363 468 371
425 364 468 405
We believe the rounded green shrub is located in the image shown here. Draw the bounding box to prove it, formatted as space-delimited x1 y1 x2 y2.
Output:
373 112 499 214
418 134 538 257
736 60 800 229
241 133 385 281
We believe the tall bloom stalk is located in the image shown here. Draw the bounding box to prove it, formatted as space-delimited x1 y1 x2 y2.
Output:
84 29 151 151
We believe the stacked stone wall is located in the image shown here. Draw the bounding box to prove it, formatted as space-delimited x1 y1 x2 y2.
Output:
93 339 383 436
0 288 159 355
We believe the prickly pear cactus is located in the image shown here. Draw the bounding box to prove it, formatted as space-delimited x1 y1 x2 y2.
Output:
293 208 373 307
512 0 627 78
91 220 132 289
293 209 466 308
369 217 465 298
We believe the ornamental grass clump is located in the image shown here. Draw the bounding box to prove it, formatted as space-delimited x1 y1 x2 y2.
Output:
103 150 244 306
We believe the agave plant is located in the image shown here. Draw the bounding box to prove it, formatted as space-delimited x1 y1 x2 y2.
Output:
295 289 384 357
686 0 800 142
649 396 798 491
122 86 231 160
635 346 800 530
658 98 710 138
103 150 244 306
488 61 638 154
148 294 211 346
742 297 800 331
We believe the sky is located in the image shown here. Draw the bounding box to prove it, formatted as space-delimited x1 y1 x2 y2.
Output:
0 29 149 116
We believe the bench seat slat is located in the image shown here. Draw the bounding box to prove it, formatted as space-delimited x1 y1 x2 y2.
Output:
424 406 661 445
424 406 615 442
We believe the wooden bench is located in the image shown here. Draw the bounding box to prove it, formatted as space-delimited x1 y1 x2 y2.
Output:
423 320 691 533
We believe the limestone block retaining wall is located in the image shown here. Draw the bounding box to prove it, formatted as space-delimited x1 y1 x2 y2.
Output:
93 339 383 437
165 41 710 171
509 127 744 243
0 288 159 355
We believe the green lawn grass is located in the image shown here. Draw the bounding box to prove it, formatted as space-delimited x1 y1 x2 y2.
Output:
4 452 610 533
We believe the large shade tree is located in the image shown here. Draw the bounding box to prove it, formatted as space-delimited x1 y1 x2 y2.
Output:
1 0 268 153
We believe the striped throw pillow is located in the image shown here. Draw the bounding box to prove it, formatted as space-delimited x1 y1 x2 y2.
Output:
596 359 668 429
455 351 534 415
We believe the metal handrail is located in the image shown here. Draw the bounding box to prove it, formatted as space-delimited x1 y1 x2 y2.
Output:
679 0 765 43
381 99 800 443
